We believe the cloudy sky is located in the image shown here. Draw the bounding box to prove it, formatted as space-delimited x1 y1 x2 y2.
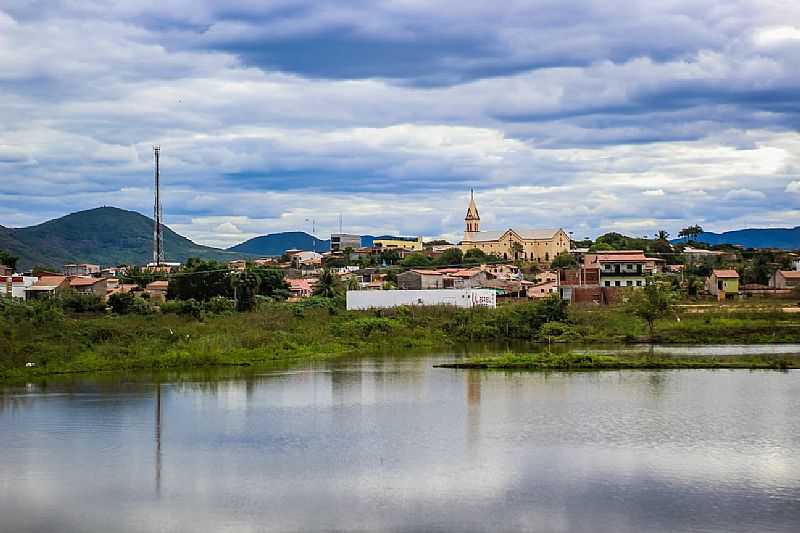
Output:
1 1 799 247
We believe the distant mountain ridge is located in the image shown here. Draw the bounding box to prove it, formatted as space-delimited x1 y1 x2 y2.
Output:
227 234 382 256
0 207 252 270
228 232 331 256
672 226 800 249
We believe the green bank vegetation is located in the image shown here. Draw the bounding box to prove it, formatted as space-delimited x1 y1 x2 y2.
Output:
2 283 800 382
434 351 799 371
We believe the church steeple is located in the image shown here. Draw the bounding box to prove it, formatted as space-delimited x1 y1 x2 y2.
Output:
464 189 480 241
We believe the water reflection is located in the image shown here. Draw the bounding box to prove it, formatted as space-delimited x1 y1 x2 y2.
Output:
1 356 799 533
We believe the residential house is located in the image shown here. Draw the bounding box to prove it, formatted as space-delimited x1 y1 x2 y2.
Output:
0 276 37 300
441 268 489 289
25 276 70 300
770 271 800 289
586 250 649 289
480 263 522 280
706 270 739 300
106 283 141 299
145 280 169 302
397 270 444 290
69 276 108 300
459 191 570 262
683 247 737 262
229 260 247 271
286 278 313 299
288 251 323 269
527 279 559 299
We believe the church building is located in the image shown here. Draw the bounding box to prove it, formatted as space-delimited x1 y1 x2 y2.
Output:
459 191 571 263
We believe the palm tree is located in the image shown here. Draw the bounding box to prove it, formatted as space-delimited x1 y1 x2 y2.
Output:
655 230 670 241
313 268 339 298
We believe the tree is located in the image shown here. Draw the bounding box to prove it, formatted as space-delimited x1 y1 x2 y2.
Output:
434 248 463 266
625 280 676 340
0 250 18 271
463 248 488 263
401 253 433 268
231 270 261 311
510 242 524 262
168 258 229 301
549 252 577 269
251 267 289 299
425 240 452 247
649 239 673 254
313 268 339 298
108 292 135 314
678 225 704 242
589 242 614 251
655 230 670 241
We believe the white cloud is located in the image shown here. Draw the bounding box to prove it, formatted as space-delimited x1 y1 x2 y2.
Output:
785 181 800 193
641 189 664 197
723 188 767 202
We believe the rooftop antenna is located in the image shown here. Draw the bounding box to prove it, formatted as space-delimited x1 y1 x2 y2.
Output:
153 145 164 266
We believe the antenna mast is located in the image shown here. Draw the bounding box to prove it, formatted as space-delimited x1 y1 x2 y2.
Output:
153 145 164 265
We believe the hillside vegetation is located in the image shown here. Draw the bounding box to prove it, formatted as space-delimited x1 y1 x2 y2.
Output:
2 207 250 269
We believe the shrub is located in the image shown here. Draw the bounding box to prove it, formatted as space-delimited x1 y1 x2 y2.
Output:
108 292 135 314
160 299 203 319
60 292 106 314
131 297 155 315
205 296 236 315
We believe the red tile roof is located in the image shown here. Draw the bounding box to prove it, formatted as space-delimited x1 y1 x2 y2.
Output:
779 271 800 279
69 276 100 287
592 253 648 262
408 270 443 275
713 269 739 278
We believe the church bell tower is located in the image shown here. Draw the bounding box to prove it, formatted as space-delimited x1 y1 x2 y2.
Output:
464 189 480 242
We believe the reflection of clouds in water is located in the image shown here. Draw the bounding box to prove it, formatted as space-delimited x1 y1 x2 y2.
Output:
1 363 799 532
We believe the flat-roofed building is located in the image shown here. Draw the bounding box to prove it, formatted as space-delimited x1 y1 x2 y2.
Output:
397 270 444 290
330 234 362 253
63 264 100 277
373 236 423 251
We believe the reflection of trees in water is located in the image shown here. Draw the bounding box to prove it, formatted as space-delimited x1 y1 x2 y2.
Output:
0 389 37 413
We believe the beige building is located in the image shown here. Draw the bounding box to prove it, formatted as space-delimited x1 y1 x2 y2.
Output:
459 191 570 262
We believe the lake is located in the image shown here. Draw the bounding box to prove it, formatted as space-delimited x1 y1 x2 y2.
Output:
2 350 800 533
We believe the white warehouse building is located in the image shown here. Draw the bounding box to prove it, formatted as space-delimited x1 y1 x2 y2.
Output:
346 289 496 310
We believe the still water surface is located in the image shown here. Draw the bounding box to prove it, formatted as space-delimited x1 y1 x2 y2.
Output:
2 352 800 533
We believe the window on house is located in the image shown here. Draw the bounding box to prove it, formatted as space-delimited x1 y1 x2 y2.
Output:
627 280 633 286
636 280 642 286
615 281 621 287
604 281 611 287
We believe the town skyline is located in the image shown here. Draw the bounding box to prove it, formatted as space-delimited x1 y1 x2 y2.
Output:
2 2 799 247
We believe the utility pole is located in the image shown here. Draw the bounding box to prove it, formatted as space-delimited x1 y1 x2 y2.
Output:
306 218 316 253
153 146 164 266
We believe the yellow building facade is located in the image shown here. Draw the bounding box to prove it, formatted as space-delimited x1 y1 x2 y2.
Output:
459 192 570 262
373 237 423 251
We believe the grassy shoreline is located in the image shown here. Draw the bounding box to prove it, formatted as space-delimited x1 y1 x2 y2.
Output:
434 352 800 371
3 299 800 384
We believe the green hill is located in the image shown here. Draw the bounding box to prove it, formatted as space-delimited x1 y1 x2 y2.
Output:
1 207 251 270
